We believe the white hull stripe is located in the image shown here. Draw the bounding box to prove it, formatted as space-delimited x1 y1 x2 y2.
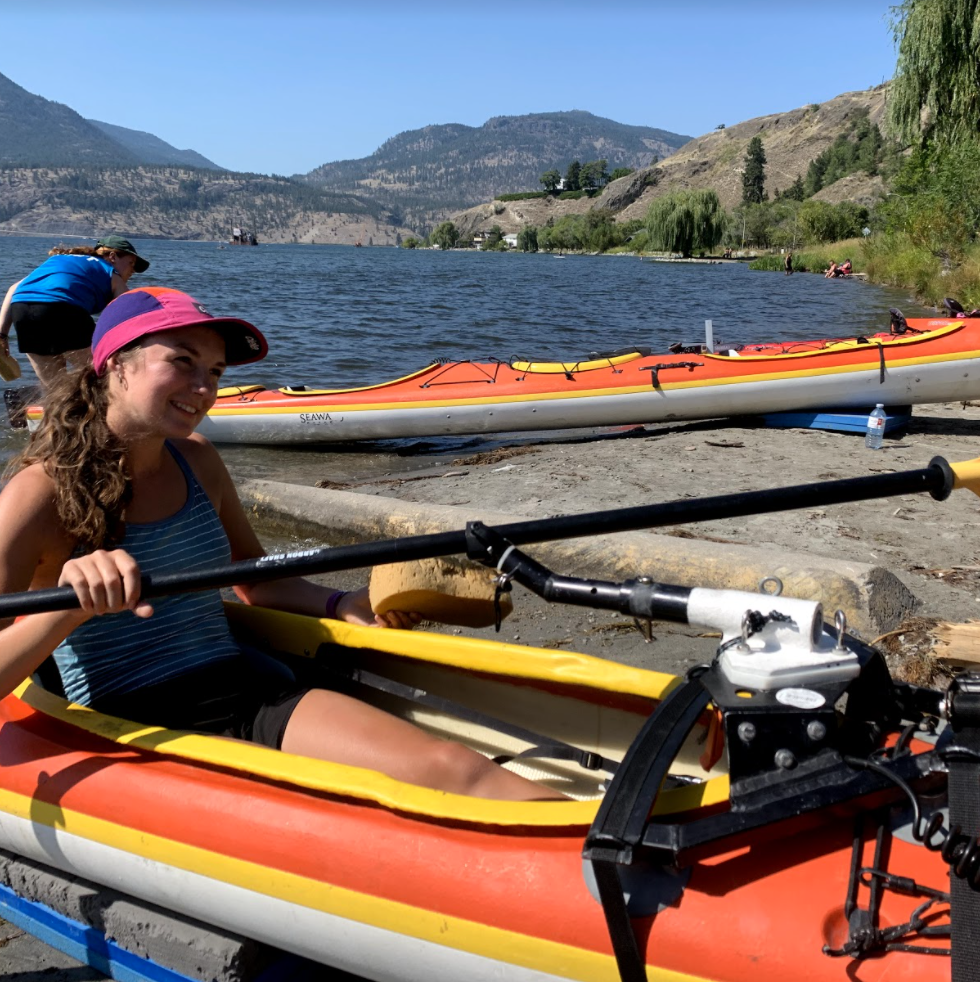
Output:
0 802 707 982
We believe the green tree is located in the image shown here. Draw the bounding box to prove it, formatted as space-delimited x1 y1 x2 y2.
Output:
580 159 609 190
609 167 634 181
804 156 827 197
877 141 980 265
580 209 619 251
741 136 767 205
539 169 561 193
645 190 726 257
564 160 582 192
889 0 980 148
795 201 867 244
517 225 538 252
730 202 785 250
782 175 806 201
430 221 459 250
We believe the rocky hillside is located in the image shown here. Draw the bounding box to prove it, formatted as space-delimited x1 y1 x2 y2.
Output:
303 111 689 228
451 87 890 238
0 167 414 245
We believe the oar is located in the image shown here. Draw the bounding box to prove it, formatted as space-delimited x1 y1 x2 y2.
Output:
2 455 979 620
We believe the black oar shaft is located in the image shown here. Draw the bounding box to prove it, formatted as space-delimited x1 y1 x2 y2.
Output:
0 461 951 619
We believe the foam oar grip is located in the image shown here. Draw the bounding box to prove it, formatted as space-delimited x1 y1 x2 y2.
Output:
952 458 980 497
370 558 511 627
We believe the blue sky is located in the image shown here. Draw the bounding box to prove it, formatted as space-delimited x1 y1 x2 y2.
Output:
2 1 899 176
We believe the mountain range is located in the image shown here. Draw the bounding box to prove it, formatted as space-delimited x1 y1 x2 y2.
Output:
0 69 884 244
450 86 890 240
0 72 222 170
303 112 690 227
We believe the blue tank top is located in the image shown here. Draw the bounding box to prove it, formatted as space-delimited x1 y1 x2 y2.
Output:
12 254 114 312
53 443 241 705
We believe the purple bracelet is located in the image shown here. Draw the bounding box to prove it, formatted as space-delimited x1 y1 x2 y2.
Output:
324 590 349 620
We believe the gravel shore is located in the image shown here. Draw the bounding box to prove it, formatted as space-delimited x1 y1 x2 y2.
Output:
277 401 980 682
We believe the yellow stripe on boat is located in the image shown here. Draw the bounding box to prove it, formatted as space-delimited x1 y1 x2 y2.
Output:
510 351 647 374
215 384 265 397
15 606 731 826
703 321 962 360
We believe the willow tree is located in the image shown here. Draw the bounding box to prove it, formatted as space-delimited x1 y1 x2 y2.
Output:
889 0 980 147
645 190 726 257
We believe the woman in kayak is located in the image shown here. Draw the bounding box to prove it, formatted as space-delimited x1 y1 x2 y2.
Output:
0 286 563 801
0 236 149 386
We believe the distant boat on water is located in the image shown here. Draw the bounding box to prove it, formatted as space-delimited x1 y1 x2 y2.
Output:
230 226 258 246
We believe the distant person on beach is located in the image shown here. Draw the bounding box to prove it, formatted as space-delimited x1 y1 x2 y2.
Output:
824 260 838 279
0 286 565 801
0 236 149 386
784 253 793 275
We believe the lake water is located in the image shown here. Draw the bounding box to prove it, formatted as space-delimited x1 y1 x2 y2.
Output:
0 236 933 483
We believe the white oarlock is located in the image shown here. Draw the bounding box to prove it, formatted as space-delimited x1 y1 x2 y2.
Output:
685 587 861 691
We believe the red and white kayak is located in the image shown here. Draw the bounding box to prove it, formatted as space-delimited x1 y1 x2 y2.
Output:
19 316 980 444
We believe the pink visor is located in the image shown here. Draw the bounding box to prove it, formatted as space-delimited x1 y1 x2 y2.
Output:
92 287 267 375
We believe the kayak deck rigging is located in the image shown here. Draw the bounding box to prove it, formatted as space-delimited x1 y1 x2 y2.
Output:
211 322 967 403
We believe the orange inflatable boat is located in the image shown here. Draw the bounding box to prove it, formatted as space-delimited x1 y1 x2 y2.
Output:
3 456 980 979
0 580 970 982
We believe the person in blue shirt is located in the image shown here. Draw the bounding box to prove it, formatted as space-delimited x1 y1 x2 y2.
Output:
0 236 149 386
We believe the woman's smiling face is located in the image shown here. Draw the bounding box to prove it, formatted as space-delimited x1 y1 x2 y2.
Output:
109 325 227 438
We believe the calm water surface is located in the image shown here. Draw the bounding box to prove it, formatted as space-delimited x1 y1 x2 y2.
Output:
0 236 933 482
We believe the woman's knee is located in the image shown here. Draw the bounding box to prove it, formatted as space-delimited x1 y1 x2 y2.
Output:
422 739 498 795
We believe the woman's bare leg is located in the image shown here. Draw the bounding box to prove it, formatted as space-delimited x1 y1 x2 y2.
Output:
281 689 567 800
25 352 68 386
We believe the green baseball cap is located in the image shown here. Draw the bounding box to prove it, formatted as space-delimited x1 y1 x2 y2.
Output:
95 235 150 273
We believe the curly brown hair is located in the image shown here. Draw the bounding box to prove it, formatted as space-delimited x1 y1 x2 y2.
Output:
47 244 99 257
47 244 121 264
7 362 135 550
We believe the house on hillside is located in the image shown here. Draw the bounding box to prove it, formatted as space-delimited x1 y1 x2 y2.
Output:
503 233 518 249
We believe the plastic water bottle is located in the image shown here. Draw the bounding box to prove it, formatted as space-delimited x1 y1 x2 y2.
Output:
865 404 886 449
